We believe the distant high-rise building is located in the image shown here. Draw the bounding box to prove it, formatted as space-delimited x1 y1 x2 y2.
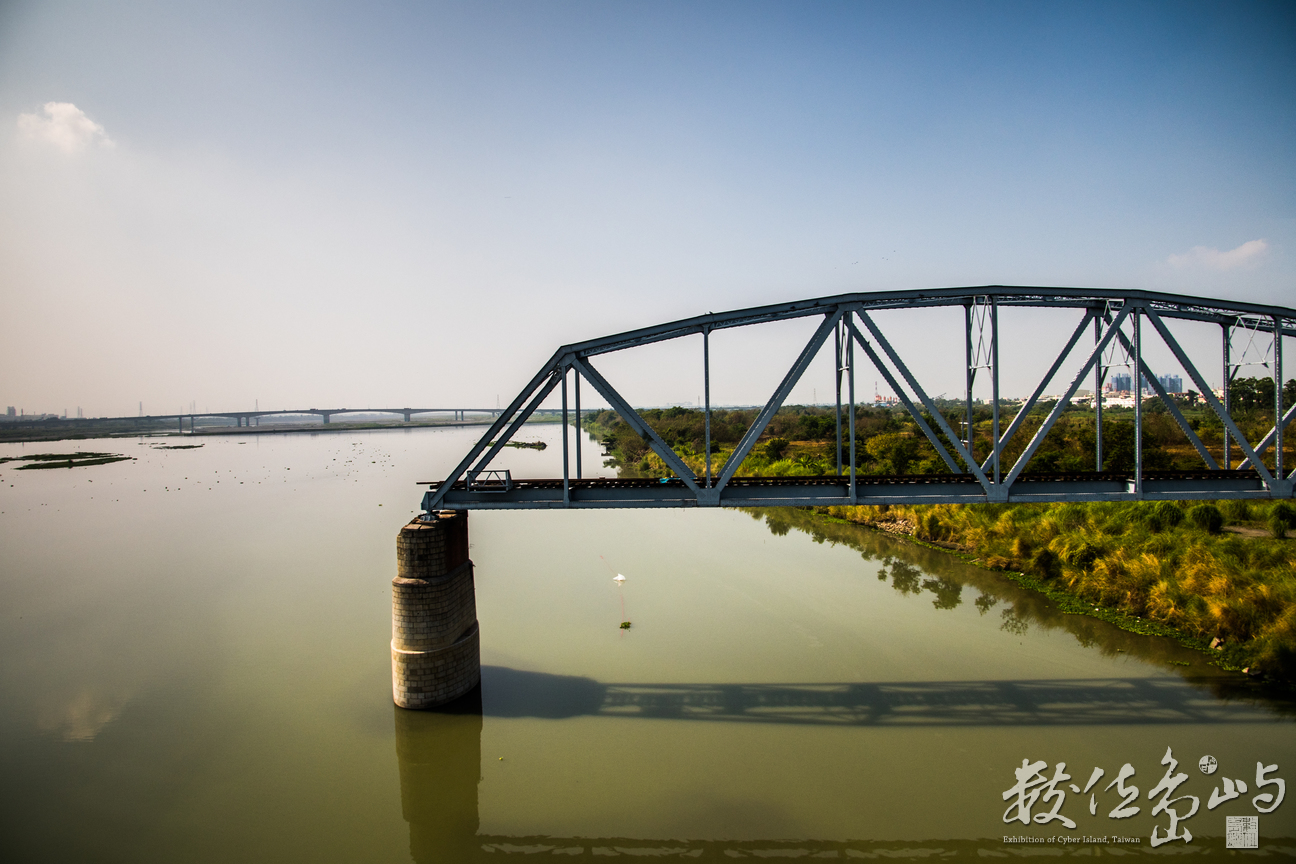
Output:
1120 373 1185 395
1109 373 1132 393
1157 374 1183 394
5 406 14 418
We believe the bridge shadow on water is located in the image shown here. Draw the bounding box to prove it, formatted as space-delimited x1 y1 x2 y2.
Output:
394 676 1294 863
480 665 1294 727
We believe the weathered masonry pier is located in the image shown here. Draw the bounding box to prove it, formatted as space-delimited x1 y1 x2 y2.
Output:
391 511 480 709
396 285 1295 707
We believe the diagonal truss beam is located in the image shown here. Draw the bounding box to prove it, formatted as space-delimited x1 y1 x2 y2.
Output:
425 358 562 511
854 310 991 491
1143 307 1278 487
470 375 561 479
715 311 844 493
1106 319 1219 470
843 316 962 475
571 355 702 496
1003 305 1133 489
1249 402 1296 465
982 309 1095 474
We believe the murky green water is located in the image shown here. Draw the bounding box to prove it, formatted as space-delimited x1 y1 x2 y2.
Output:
1 425 1293 861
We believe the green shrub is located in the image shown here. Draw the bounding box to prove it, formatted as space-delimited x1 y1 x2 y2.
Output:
1270 502 1296 540
1222 499 1252 522
1143 501 1184 532
918 511 946 542
1030 547 1061 579
1188 504 1224 534
1057 536 1104 568
763 437 790 460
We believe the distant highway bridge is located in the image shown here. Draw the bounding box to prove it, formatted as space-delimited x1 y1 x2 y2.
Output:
178 407 503 428
37 407 504 430
421 286 1295 511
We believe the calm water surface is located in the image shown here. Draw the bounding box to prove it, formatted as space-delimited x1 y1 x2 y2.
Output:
1 424 1293 860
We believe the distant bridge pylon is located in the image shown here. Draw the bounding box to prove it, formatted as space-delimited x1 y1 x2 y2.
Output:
422 286 1294 513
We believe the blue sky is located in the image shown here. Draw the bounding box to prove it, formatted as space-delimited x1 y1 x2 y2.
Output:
1 1 1292 415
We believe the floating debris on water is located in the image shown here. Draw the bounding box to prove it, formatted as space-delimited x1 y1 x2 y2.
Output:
2 452 134 470
613 574 626 584
487 440 547 450
620 621 632 630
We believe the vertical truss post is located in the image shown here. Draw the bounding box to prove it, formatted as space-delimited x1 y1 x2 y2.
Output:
835 322 843 476
964 302 974 463
562 367 570 507
1276 316 1285 478
1223 322 1231 470
1133 308 1143 497
847 312 856 503
991 296 1001 485
704 328 712 488
1094 315 1104 471
574 370 582 480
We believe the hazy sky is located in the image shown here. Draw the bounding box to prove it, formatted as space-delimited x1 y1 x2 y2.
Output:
1 1 1293 417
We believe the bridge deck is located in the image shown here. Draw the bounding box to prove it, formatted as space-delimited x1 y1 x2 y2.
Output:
422 470 1270 509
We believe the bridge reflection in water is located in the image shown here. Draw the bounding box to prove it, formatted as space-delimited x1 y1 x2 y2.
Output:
395 690 483 863
393 668 1292 862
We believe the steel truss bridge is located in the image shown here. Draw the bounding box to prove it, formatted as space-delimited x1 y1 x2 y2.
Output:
421 287 1294 513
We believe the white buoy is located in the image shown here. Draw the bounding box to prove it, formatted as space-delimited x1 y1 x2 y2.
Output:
613 574 626 583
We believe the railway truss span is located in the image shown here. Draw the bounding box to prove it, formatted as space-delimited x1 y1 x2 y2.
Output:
420 287 1295 512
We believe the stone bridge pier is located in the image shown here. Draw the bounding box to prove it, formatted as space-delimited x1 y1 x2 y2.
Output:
392 511 481 709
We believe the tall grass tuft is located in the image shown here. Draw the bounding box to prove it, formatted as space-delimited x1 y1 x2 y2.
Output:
1269 502 1296 540
1188 504 1224 534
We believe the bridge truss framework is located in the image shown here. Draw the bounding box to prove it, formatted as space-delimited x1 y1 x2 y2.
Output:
421 287 1295 513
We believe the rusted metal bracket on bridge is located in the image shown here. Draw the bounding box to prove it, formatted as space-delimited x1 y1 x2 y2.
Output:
420 287 1295 515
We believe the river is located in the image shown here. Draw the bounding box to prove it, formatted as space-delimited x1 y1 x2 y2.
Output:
1 424 1292 860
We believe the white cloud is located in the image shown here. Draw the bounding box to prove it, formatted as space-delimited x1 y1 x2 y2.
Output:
1167 238 1268 271
16 102 113 153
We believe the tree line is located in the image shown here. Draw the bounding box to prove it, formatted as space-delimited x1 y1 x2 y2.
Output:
585 376 1296 478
